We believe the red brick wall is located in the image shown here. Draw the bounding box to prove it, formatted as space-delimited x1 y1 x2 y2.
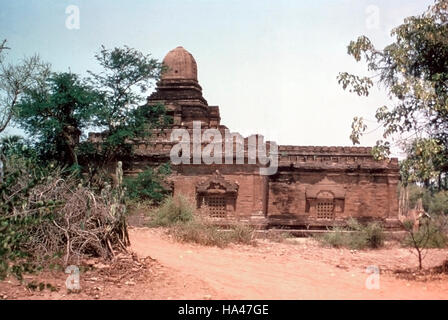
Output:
171 165 264 217
267 173 399 220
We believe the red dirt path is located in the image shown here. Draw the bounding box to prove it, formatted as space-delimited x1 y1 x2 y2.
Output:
129 227 448 300
2 227 448 300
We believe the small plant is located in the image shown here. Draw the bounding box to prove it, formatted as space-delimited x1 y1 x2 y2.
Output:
317 227 350 248
347 218 384 249
402 216 448 270
226 223 255 245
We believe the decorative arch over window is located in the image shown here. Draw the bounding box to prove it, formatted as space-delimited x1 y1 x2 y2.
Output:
305 177 346 220
196 170 239 218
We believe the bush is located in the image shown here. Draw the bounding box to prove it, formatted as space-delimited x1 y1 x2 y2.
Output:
169 220 225 247
168 220 255 248
226 223 255 245
147 195 255 247
124 164 171 204
318 227 350 248
316 218 385 250
0 154 129 280
348 219 385 249
147 195 194 227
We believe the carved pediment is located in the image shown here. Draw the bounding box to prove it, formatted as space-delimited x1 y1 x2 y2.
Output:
306 177 346 199
196 170 239 195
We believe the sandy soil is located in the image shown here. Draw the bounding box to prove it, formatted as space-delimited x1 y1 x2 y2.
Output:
2 226 448 300
128 227 448 300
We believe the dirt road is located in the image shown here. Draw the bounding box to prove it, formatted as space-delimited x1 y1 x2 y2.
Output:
129 227 448 300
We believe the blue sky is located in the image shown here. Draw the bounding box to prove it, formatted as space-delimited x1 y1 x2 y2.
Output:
0 0 434 157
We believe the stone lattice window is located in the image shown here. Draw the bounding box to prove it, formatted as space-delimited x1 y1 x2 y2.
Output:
316 200 335 220
196 170 238 218
206 195 227 218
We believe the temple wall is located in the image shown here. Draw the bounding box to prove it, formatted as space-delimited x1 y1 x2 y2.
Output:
89 45 403 229
170 165 264 217
267 172 399 221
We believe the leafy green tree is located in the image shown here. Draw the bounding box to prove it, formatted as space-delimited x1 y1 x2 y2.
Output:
400 138 447 188
14 72 102 166
84 46 169 166
0 39 50 133
338 0 448 189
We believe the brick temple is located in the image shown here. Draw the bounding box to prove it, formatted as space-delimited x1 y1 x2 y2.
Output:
95 46 401 229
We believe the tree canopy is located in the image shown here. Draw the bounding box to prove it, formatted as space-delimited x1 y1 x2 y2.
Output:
14 72 102 166
338 0 448 189
83 46 169 166
11 45 169 171
0 40 50 134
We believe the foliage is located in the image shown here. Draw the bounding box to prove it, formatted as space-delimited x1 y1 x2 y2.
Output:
338 0 448 190
14 72 102 166
84 46 170 165
317 227 350 248
12 45 170 172
0 135 37 161
400 138 447 188
0 154 129 280
0 39 51 133
317 218 385 249
147 195 194 227
404 183 448 215
429 190 448 215
124 164 171 203
0 45 173 279
168 220 255 248
0 154 56 279
402 216 448 269
147 195 255 247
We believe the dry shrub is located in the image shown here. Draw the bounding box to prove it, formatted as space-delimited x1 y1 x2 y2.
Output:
147 195 194 227
1 157 129 278
263 230 293 243
147 196 255 247
168 220 255 248
28 176 130 264
316 218 385 250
